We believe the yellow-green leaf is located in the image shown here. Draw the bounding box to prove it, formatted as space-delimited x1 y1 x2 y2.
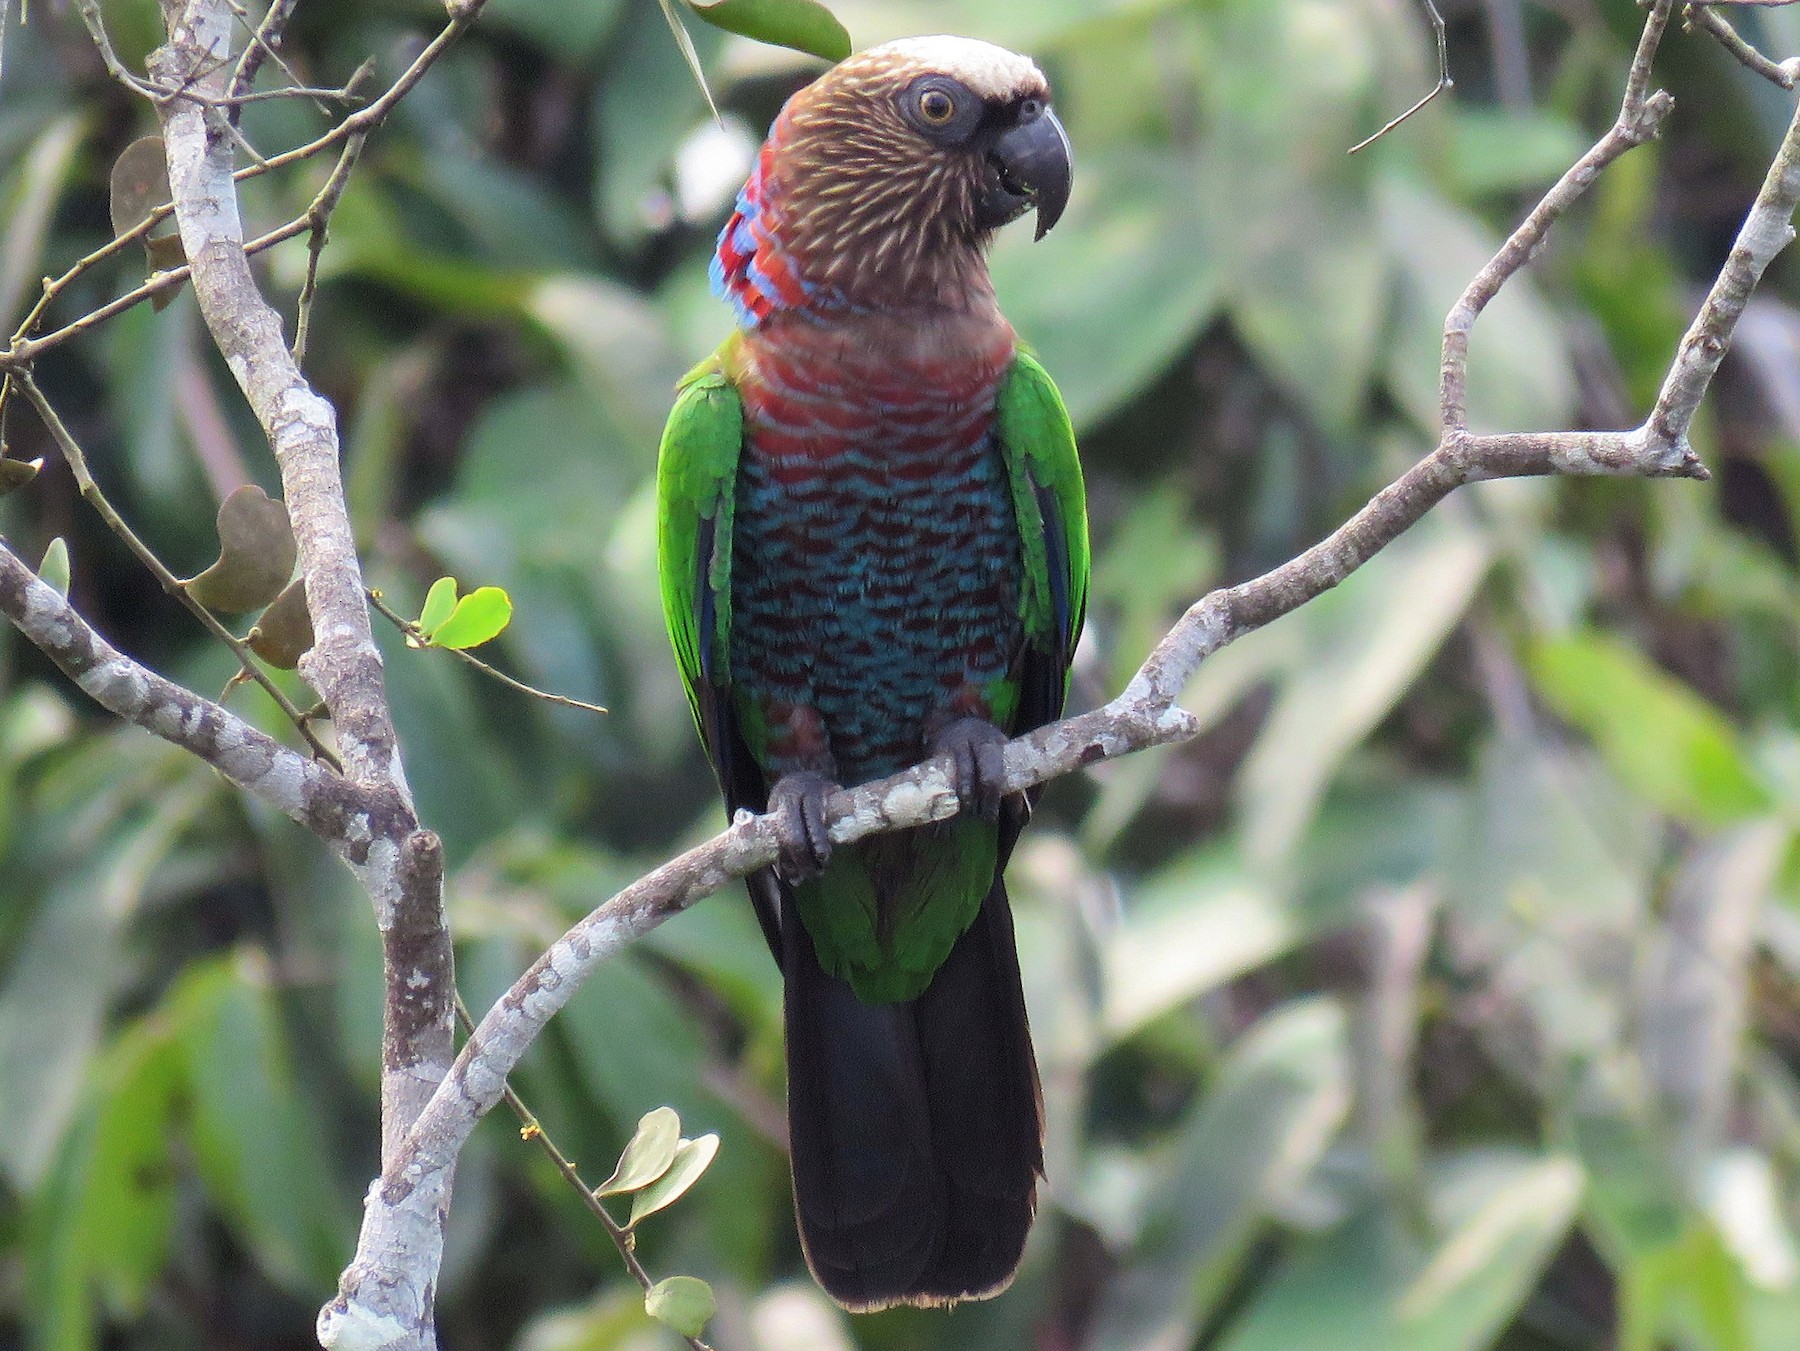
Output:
596 1107 681 1197
425 586 512 650
417 576 458 640
37 538 69 598
0 457 43 498
628 1133 718 1226
644 1275 715 1339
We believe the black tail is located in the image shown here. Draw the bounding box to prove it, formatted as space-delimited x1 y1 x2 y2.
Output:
779 877 1043 1311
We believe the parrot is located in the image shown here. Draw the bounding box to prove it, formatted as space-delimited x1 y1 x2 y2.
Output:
655 35 1087 1311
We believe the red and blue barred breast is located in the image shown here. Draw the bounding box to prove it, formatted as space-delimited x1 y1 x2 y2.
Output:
728 321 1025 784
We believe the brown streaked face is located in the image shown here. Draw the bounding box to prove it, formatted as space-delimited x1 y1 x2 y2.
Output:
770 36 1073 303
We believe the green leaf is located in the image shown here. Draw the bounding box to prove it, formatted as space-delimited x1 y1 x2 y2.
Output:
0 112 85 333
25 1013 182 1349
1102 847 1297 1041
1448 107 1590 196
0 768 210 1189
628 1133 719 1226
685 0 850 62
1215 1153 1584 1351
644 1274 716 1339
1530 633 1772 828
426 586 512 650
186 485 298 614
1237 515 1492 864
597 1106 682 1196
171 955 350 1292
0 456 42 497
37 536 68 597
1088 1000 1352 1351
417 576 459 639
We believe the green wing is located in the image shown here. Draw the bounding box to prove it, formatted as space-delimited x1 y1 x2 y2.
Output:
997 349 1090 725
656 348 751 791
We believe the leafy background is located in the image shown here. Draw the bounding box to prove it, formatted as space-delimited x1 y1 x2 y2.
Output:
3 0 1800 1348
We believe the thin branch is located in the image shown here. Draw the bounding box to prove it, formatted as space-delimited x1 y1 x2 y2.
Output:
1627 0 1680 112
12 371 340 765
1686 3 1800 92
292 130 366 367
2 210 314 366
1442 0 1679 434
1349 0 1452 154
1 0 477 370
73 0 168 100
227 0 314 118
367 590 609 717
1647 85 1800 447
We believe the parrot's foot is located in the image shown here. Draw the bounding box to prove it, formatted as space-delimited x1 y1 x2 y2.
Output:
931 717 1010 824
767 771 838 882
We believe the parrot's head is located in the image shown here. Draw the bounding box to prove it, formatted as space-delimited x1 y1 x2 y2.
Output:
716 35 1072 320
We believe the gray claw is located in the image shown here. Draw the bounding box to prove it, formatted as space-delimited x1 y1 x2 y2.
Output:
932 717 1009 824
767 771 837 882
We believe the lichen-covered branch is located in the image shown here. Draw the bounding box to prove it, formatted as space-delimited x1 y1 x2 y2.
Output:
0 540 394 873
149 0 454 1174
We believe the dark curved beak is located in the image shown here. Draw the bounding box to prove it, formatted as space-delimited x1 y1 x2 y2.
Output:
990 106 1072 241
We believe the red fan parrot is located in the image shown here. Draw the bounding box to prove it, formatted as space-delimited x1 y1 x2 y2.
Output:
656 34 1087 1310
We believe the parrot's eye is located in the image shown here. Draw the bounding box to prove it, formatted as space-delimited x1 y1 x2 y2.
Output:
901 76 980 141
919 88 957 124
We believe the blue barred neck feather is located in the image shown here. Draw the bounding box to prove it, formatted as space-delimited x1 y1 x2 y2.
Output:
712 36 1050 325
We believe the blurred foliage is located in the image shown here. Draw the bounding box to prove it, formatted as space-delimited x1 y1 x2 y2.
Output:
3 1 1800 1349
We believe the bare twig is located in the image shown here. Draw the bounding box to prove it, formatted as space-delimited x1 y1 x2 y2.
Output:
1349 0 1451 154
1687 2 1800 87
0 2 477 370
367 590 609 717
227 0 311 117
1442 0 1679 433
292 130 366 366
2 210 313 366
73 0 168 100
